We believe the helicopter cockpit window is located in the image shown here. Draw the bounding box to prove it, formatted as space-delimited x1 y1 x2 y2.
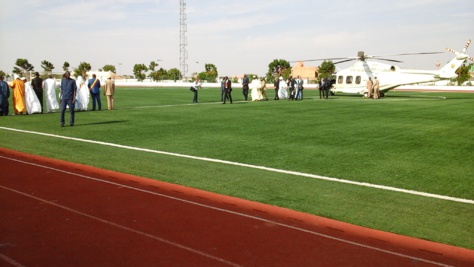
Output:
337 76 343 84
355 76 361 84
346 76 353 84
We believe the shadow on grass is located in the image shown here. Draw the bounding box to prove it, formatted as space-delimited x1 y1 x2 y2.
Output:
77 120 128 126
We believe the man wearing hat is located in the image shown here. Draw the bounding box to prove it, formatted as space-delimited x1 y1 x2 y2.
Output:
104 75 115 110
31 72 44 113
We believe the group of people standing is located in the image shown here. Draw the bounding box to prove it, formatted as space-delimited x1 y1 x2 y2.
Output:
318 77 332 99
59 71 115 126
273 75 304 101
0 71 115 127
366 77 380 99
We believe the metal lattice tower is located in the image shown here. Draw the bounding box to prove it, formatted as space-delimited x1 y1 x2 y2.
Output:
179 0 188 79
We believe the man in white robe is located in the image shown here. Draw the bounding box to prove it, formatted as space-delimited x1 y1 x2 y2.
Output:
43 75 59 112
250 76 262 101
75 74 90 111
278 76 288 99
23 78 42 114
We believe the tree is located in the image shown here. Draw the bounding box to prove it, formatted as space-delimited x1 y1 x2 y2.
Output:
197 63 218 82
317 60 336 80
13 58 34 76
133 64 148 81
454 63 472 85
266 59 291 81
149 61 159 72
73 62 92 77
41 60 55 72
102 64 116 73
168 68 181 81
63 62 70 71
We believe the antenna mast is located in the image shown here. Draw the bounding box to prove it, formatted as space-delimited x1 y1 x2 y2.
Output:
179 0 188 80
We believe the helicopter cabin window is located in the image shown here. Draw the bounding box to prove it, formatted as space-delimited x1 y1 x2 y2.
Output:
337 76 343 84
346 76 353 84
355 76 361 84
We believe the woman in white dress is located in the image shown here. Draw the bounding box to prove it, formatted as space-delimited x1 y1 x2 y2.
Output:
250 76 261 101
23 78 42 114
277 76 288 99
43 75 59 112
75 74 90 111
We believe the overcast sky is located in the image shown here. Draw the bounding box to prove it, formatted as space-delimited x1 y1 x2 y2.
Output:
1 0 473 77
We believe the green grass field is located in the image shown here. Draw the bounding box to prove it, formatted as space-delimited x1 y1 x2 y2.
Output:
1 87 473 249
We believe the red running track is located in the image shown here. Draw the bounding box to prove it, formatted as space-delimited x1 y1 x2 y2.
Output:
0 147 473 266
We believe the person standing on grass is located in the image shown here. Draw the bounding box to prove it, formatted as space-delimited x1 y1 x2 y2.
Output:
250 76 261 101
366 77 373 98
260 78 268 101
43 75 59 113
59 71 77 127
220 77 225 101
278 76 288 100
242 74 249 101
0 74 10 116
318 77 325 99
88 74 101 110
223 76 233 104
287 76 295 101
191 78 202 103
373 76 380 99
10 75 26 115
273 77 279 100
31 72 44 113
295 75 304 100
104 75 115 110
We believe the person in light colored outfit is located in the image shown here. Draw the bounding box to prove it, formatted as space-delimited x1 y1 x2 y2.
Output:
43 75 59 113
104 75 115 110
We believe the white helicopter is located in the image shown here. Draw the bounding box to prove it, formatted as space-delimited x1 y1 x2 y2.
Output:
298 39 473 97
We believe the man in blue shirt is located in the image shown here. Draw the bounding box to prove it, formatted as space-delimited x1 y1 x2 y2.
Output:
88 74 101 111
59 71 77 127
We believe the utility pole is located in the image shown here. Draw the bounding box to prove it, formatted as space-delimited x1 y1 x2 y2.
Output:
179 0 188 80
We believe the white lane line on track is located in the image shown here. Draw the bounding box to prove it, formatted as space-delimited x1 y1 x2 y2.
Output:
0 254 25 267
0 157 454 267
0 183 241 267
1 126 473 205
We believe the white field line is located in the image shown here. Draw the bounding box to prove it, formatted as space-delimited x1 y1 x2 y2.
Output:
1 126 472 205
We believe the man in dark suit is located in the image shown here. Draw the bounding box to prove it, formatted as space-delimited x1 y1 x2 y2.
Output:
59 71 78 126
223 76 232 104
242 74 249 101
31 72 44 113
318 77 326 99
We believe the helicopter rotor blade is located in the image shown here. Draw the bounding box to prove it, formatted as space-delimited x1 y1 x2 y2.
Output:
385 51 444 56
446 48 458 54
291 57 347 63
333 59 356 64
373 58 404 63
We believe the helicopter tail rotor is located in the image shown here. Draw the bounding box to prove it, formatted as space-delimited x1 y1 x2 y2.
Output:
463 39 471 53
446 39 474 61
